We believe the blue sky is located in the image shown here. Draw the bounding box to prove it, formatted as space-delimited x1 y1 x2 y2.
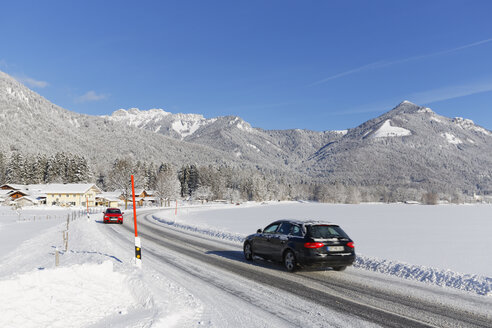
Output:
1 0 492 131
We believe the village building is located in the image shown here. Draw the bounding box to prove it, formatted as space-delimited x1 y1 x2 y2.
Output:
12 196 39 207
0 184 27 191
44 184 102 207
7 190 29 200
133 189 157 206
0 183 102 207
96 192 122 208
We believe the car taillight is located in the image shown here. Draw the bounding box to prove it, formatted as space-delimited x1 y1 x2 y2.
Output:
346 242 354 248
304 242 325 248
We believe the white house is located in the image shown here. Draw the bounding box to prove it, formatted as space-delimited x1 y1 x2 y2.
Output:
44 184 102 207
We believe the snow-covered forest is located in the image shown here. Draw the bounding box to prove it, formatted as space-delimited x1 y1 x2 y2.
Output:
0 151 484 204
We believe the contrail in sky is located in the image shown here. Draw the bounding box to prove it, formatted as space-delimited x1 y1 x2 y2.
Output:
310 37 492 86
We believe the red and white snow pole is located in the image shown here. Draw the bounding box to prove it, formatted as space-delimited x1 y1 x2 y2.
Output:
131 175 142 268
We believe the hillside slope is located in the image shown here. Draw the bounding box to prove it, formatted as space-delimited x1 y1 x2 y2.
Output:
105 108 340 169
307 101 492 194
0 71 243 171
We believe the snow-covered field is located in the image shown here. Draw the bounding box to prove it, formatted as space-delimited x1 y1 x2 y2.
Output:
153 202 492 294
0 202 491 327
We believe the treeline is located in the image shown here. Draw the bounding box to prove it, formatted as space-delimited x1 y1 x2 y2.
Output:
0 151 476 204
99 159 312 204
311 183 468 204
0 152 91 185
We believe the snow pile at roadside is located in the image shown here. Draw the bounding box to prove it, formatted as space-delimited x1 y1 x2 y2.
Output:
151 213 491 296
0 261 136 328
0 209 202 327
152 214 247 243
355 256 492 296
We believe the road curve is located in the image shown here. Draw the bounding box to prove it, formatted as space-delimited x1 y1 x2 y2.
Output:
117 209 492 328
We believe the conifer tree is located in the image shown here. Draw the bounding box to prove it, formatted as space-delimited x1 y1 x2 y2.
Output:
6 152 24 183
0 153 5 184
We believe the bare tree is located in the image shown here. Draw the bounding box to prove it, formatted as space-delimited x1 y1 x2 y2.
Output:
193 185 213 203
422 192 439 205
154 167 181 206
107 158 135 209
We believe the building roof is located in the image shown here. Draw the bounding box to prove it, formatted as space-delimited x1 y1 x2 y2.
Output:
0 184 27 190
7 190 29 196
99 191 122 198
1 183 101 194
96 195 121 202
13 196 38 204
39 184 102 194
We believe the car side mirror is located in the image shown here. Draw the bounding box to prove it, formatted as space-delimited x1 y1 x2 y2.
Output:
122 212 124 214
257 229 262 234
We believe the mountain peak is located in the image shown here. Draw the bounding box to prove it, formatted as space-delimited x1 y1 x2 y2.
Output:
388 101 434 116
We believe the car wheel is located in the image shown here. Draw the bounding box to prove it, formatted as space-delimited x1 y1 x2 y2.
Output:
283 250 297 272
244 242 254 261
333 266 346 271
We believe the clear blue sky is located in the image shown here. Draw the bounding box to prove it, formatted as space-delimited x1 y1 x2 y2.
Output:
1 0 492 131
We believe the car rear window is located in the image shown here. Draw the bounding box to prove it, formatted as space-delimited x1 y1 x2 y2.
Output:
307 225 349 239
291 225 303 237
106 209 121 214
277 222 292 235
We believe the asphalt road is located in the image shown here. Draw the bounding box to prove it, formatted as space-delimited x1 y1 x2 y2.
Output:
117 209 492 328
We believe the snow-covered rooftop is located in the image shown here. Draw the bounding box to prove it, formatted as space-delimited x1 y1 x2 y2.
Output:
41 184 101 194
2 184 101 195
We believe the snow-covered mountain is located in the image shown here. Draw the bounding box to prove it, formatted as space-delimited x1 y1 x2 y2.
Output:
2 69 492 194
105 108 215 140
0 71 245 171
105 108 341 167
308 101 492 194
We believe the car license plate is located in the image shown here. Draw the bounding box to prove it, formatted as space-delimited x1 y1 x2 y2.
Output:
327 246 344 252
111 218 117 221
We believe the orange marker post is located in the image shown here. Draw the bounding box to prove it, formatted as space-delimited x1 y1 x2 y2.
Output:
131 175 142 268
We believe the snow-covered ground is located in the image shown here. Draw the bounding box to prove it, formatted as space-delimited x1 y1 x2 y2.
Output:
0 207 83 255
0 202 491 327
152 202 492 294
0 206 200 327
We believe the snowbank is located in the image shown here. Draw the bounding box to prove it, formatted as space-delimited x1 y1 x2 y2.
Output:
152 214 247 244
0 207 201 327
355 256 492 296
0 262 136 328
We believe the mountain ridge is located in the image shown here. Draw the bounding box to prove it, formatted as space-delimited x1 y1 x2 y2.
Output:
307 101 492 194
2 70 492 195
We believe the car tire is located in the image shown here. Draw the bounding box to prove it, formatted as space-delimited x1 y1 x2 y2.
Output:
244 242 254 261
283 250 297 272
333 266 346 271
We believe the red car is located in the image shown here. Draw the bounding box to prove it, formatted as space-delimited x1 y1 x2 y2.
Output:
103 208 124 224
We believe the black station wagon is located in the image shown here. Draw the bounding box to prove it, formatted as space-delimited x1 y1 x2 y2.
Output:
243 219 355 272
